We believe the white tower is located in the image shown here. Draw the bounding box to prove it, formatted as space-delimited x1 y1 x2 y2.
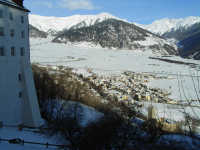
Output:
0 0 42 127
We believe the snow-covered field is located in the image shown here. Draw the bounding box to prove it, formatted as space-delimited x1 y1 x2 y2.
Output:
30 37 200 127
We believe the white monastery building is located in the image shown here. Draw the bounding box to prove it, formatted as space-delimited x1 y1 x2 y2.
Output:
0 0 42 127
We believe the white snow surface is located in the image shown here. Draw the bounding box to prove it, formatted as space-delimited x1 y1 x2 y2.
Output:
136 33 175 49
140 16 200 35
43 100 104 127
29 13 122 33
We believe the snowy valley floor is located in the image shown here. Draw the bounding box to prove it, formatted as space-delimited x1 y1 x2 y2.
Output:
30 37 200 129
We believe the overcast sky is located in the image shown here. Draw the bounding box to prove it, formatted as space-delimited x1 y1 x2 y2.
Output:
24 0 200 24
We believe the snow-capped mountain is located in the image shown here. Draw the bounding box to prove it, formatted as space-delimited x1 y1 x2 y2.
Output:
29 13 122 34
163 22 200 41
140 16 200 36
53 19 177 55
28 13 178 55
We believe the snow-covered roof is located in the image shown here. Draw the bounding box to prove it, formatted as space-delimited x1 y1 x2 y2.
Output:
0 0 30 12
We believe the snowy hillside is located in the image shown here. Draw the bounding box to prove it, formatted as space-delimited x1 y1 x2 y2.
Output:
140 16 200 35
29 13 121 34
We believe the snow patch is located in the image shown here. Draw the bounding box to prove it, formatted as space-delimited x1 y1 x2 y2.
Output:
43 100 104 127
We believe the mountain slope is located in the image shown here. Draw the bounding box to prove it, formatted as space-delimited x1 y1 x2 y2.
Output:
29 13 121 35
163 22 200 41
179 32 200 59
52 19 177 55
29 25 48 38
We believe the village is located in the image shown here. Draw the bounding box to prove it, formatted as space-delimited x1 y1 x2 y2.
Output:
82 70 175 105
72 69 200 134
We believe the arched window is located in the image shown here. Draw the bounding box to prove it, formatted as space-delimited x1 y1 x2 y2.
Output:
11 47 15 56
21 16 24 23
0 47 4 56
0 10 3 18
21 31 25 38
18 73 22 81
0 27 4 36
9 12 13 20
19 91 22 98
20 47 24 56
10 29 14 37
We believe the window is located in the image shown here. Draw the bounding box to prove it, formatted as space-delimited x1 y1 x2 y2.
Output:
9 12 13 20
0 27 4 36
19 92 22 98
21 16 24 23
21 31 25 38
20 47 24 56
10 29 14 37
0 47 4 56
11 47 15 56
0 10 3 18
18 73 22 81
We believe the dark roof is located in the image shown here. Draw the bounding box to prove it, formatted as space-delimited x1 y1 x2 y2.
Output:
0 0 30 12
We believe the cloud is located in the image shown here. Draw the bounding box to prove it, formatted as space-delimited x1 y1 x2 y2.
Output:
59 0 96 11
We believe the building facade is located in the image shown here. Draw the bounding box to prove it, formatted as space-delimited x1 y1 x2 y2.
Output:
0 0 42 127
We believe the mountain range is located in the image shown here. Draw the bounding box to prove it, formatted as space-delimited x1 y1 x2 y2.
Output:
140 16 200 36
29 13 122 35
29 13 200 58
139 16 200 59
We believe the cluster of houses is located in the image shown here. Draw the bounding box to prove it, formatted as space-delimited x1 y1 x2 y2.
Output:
84 71 200 133
85 71 176 105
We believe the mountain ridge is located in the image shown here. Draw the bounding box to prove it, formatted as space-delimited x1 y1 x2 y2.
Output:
52 19 177 55
29 13 200 39
29 13 125 35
